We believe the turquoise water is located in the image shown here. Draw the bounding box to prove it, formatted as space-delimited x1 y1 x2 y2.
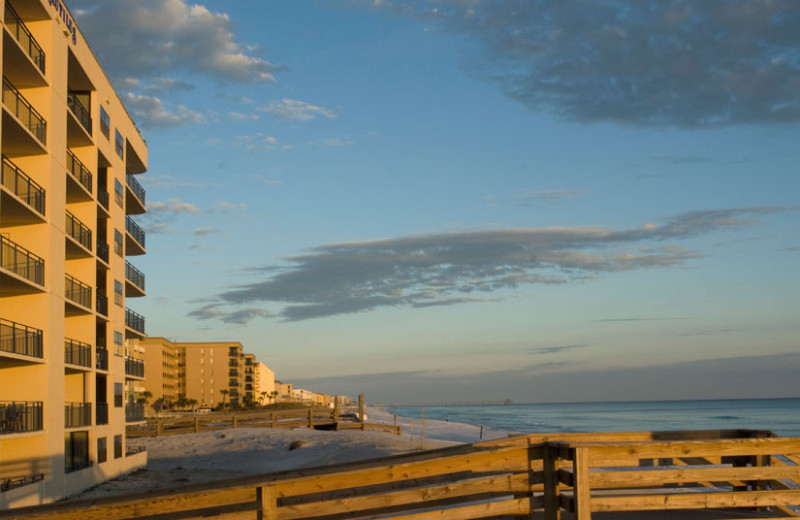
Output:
390 398 800 437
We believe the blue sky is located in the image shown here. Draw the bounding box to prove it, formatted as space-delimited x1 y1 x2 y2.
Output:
72 0 799 404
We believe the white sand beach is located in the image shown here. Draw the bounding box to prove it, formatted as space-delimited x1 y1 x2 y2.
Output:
69 407 509 501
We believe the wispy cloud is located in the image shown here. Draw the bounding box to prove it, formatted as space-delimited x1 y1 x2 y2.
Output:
123 93 204 129
363 0 800 127
148 198 202 215
194 227 221 236
530 344 588 355
517 189 582 207
187 206 795 322
261 99 340 121
186 303 272 324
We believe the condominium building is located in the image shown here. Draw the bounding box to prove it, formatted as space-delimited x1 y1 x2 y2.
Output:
253 360 275 404
138 338 275 411
0 0 148 507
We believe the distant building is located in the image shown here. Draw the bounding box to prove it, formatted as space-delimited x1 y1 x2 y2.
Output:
253 361 275 404
0 0 149 506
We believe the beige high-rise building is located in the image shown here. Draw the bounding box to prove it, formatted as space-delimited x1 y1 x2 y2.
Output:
253 361 275 404
0 0 148 508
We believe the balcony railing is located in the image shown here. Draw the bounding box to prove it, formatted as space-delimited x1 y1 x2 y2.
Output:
0 473 44 492
125 216 145 248
125 261 145 290
229 369 239 377
229 380 240 387
126 445 146 457
64 402 91 428
0 235 44 285
3 2 45 73
125 356 144 378
97 240 109 263
97 188 109 210
125 308 145 335
64 274 91 309
95 348 108 371
65 210 92 251
2 77 46 144
67 89 91 135
0 318 43 358
126 171 145 205
0 401 43 434
96 293 108 317
66 149 92 194
96 402 108 425
125 402 145 422
65 460 92 474
1 155 45 215
64 339 91 368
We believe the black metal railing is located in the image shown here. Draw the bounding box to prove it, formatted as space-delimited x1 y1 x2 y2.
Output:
64 339 91 367
125 402 145 422
126 445 146 457
2 77 46 144
97 239 109 263
126 171 145 205
64 402 91 428
125 356 144 378
0 235 44 286
64 274 91 309
66 149 92 194
65 210 92 252
229 380 239 387
125 216 145 248
229 369 239 377
125 261 145 290
67 88 91 135
0 317 43 358
3 2 45 73
0 473 44 492
96 293 108 317
0 401 43 434
65 460 93 474
97 188 109 210
96 402 108 425
95 348 108 371
1 155 45 215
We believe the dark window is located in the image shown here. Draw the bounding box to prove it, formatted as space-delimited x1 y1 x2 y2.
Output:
114 179 123 207
114 280 123 306
114 229 123 256
114 434 122 459
115 130 124 158
65 431 90 472
114 383 123 407
114 331 123 346
228 346 239 356
100 107 110 138
97 437 107 463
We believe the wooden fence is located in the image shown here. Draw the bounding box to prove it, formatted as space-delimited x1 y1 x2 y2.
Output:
126 408 401 438
1 429 797 519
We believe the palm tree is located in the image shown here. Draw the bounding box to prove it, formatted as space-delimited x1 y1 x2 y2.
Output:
186 398 198 412
259 391 268 406
270 390 279 404
219 389 229 410
176 395 189 410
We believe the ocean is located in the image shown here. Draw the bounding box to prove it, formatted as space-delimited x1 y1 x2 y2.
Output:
389 398 800 437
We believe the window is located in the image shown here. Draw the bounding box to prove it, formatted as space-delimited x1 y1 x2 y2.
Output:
114 229 123 256
115 130 124 158
97 437 107 464
114 383 123 407
114 179 123 207
114 280 123 306
114 434 122 459
100 107 110 138
114 331 123 346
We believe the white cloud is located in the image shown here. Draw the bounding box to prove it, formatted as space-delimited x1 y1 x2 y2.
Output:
262 99 340 121
236 134 278 151
194 227 221 236
148 198 202 214
228 111 260 122
123 93 205 128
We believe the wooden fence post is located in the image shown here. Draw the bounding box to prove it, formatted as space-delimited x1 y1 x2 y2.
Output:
156 419 162 437
257 485 277 520
543 444 561 520
572 447 591 520
194 416 199 433
308 408 314 428
233 414 239 429
358 394 365 422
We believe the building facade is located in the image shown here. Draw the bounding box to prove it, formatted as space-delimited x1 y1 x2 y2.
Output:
0 0 148 507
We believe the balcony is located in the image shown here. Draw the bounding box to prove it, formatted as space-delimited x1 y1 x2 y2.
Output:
228 369 239 377
125 216 146 255
125 308 145 336
97 239 109 266
1 77 46 150
64 274 91 313
97 188 109 214
64 339 91 369
0 474 44 492
67 88 91 136
96 402 108 425
65 210 92 257
0 401 43 434
96 293 108 318
124 356 144 379
228 359 238 368
95 348 108 371
65 149 92 201
229 380 239 387
1 155 45 225
65 402 91 428
0 317 43 359
125 402 145 423
3 2 45 74
125 260 145 297
125 171 146 214
0 234 44 294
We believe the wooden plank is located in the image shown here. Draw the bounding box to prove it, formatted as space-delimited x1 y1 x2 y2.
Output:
572 447 591 520
353 497 530 520
583 438 800 465
542 445 562 520
588 465 800 488
590 489 800 512
258 486 277 520
278 473 530 520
